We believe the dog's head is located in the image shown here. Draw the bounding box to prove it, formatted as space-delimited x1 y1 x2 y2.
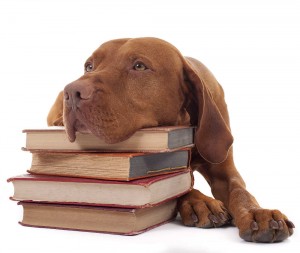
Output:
63 37 233 163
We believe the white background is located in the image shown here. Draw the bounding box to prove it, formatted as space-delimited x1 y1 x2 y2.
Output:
1 0 299 252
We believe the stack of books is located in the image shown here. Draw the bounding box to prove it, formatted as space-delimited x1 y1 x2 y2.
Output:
8 126 194 235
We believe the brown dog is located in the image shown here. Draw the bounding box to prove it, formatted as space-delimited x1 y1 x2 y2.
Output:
47 37 294 242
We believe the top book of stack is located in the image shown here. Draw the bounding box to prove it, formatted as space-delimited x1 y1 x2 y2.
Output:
23 126 194 153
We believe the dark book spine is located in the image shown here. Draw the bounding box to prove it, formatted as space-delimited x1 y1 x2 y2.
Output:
129 150 189 178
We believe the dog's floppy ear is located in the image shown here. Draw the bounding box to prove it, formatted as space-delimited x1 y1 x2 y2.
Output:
47 91 64 126
183 57 233 164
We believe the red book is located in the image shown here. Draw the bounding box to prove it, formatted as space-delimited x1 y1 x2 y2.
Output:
8 170 193 208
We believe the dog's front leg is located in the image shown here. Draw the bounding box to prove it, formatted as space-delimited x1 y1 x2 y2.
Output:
178 149 294 242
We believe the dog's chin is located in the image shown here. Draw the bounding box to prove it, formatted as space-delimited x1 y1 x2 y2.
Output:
64 118 136 145
87 124 137 144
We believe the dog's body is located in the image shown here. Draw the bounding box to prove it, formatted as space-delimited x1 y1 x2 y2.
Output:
47 37 294 242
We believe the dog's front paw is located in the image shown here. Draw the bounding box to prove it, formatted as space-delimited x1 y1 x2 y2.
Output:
236 208 294 242
178 189 231 228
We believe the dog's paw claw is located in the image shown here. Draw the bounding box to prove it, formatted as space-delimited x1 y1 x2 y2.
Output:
208 214 219 224
251 221 259 231
269 220 279 229
219 212 227 222
277 220 284 230
286 220 295 229
191 212 199 223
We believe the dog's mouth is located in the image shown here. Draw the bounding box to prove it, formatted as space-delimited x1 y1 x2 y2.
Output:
63 106 131 144
65 119 91 142
63 108 90 142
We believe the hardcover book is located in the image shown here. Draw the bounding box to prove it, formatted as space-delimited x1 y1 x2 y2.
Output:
19 200 178 235
28 149 190 181
9 170 193 208
23 126 194 152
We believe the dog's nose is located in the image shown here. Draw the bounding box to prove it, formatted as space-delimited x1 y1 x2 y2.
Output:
64 81 93 110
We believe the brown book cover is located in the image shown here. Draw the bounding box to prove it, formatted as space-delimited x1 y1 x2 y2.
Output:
18 200 178 235
22 126 194 153
27 149 190 181
8 170 193 208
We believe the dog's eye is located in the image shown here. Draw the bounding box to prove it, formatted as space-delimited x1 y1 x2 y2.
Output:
85 63 93 72
133 62 147 71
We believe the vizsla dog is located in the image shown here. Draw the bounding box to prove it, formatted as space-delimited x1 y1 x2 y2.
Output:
47 37 294 242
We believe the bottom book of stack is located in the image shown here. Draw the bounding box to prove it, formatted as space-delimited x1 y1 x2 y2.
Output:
9 169 193 235
19 200 177 235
